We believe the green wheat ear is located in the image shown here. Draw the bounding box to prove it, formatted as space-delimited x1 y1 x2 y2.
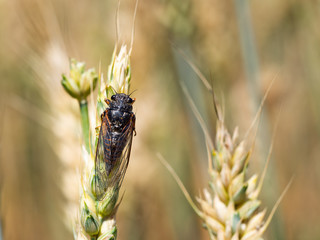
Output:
61 59 98 153
61 44 133 240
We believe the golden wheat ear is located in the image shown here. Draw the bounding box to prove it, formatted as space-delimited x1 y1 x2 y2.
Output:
162 52 289 239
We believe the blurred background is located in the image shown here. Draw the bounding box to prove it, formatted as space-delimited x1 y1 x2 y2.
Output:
1 0 320 239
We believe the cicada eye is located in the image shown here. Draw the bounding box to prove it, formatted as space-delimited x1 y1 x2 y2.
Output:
127 97 133 104
111 95 116 101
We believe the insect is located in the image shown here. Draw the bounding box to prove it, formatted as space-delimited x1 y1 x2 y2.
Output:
94 92 136 200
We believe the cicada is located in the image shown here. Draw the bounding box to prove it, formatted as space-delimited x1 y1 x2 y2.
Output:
94 93 136 200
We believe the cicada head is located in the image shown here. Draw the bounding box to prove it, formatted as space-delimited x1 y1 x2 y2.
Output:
105 93 135 112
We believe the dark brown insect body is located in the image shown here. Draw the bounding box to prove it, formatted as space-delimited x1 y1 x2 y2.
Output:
94 93 135 200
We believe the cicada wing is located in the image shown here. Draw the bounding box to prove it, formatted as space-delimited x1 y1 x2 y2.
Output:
107 114 135 189
94 113 135 200
94 120 110 200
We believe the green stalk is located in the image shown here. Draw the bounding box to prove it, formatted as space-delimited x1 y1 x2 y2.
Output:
233 0 260 109
233 1 285 239
79 100 90 153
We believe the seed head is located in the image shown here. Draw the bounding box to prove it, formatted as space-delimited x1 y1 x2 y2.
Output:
106 45 131 95
75 44 133 240
196 120 269 240
61 59 98 101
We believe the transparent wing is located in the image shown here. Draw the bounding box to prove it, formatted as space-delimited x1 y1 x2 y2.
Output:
106 114 135 189
94 119 110 200
94 113 135 200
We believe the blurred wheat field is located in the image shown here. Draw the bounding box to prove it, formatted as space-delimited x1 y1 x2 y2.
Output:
1 0 320 240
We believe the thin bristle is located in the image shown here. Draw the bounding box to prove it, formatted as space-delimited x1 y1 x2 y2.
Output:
244 71 278 139
116 0 120 46
252 177 293 240
180 83 214 151
173 46 212 91
157 153 203 217
255 104 283 198
130 0 139 54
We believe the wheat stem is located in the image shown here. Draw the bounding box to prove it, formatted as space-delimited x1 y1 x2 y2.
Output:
79 100 90 153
